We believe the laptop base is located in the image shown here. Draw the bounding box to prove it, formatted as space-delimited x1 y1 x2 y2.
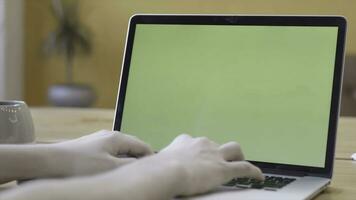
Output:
183 176 330 200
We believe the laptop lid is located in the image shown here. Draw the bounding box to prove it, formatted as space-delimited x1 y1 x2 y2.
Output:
113 15 346 178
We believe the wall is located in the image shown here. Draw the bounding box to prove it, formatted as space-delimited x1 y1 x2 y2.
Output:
0 1 5 99
24 0 356 108
0 0 24 101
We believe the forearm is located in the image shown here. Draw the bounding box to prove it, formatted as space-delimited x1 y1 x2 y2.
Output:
0 144 59 183
0 155 186 200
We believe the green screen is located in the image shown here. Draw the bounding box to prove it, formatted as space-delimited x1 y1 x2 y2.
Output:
121 24 338 167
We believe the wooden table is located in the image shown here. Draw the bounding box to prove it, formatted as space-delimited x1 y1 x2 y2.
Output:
30 107 115 142
3 107 356 199
334 117 356 160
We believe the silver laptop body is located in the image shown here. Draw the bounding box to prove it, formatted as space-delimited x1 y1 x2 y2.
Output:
113 14 347 200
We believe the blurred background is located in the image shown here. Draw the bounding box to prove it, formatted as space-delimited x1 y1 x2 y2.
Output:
0 0 355 116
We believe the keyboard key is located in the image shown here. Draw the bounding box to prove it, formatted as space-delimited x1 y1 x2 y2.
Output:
250 182 264 189
235 178 250 185
223 179 238 186
223 176 296 190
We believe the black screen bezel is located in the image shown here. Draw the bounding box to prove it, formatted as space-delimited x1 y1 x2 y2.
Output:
113 15 346 178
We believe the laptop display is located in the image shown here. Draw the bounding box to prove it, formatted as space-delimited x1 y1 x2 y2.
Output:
114 16 345 173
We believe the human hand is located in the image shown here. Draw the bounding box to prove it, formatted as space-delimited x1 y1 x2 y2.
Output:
49 130 153 177
0 133 262 200
158 134 264 196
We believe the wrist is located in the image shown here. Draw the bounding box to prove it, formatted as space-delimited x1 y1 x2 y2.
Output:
151 154 189 196
28 144 66 179
102 154 188 199
42 143 78 178
152 156 188 197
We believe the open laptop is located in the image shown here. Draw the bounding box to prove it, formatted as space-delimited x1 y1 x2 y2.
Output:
113 15 346 200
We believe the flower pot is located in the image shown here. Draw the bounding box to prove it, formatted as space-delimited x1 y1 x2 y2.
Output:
48 84 96 107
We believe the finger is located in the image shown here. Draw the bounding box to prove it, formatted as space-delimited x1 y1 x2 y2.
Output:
195 136 219 148
110 157 137 167
173 133 192 143
219 142 244 161
225 161 264 181
160 133 192 152
119 157 137 164
168 133 193 146
113 133 154 157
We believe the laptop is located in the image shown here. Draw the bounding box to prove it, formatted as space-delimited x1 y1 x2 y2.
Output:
113 15 346 200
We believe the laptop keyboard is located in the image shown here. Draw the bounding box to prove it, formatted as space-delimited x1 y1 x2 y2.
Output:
223 176 296 191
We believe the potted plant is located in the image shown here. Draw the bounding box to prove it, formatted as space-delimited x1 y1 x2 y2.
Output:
44 0 95 107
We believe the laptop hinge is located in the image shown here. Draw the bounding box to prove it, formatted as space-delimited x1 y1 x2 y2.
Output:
262 168 308 177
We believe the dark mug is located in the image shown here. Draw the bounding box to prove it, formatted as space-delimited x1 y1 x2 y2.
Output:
0 101 35 144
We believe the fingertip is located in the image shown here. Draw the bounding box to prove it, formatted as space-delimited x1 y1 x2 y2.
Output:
141 145 155 156
129 141 154 157
253 166 265 181
226 161 264 181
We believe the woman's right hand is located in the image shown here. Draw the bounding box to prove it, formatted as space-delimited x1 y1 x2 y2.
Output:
158 134 264 196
